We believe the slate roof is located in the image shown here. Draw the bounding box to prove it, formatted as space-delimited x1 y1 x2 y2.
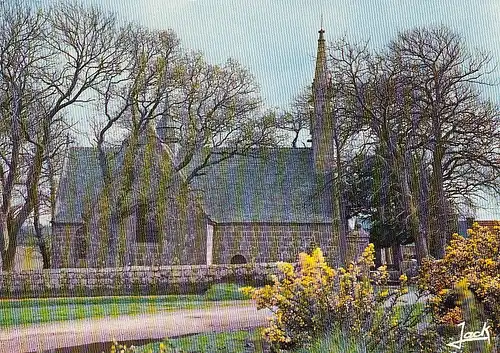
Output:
54 146 335 225
191 149 334 223
53 148 96 223
54 147 117 224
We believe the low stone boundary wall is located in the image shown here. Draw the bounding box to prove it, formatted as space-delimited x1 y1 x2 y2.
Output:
0 263 280 298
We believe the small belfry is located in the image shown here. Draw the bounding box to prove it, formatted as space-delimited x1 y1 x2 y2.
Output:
311 22 334 174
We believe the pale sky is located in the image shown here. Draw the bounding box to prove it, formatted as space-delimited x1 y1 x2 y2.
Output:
34 0 500 137
37 0 500 107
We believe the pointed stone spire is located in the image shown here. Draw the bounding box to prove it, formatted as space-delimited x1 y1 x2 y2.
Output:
311 21 334 174
314 17 327 87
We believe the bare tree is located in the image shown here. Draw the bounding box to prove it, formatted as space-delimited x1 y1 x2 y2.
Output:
324 27 499 265
389 26 500 257
328 39 429 266
277 87 311 148
0 1 48 270
89 25 278 266
32 126 71 269
0 1 124 270
94 26 278 183
92 26 182 184
164 52 277 182
88 26 185 266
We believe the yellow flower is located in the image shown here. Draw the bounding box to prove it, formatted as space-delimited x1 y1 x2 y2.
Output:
379 289 389 298
240 286 254 296
438 289 448 296
399 274 408 283
311 247 325 262
278 262 294 276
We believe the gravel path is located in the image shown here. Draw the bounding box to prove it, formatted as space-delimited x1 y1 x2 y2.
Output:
0 301 271 353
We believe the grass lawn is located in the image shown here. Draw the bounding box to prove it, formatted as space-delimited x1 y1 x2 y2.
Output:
0 283 251 328
0 295 205 328
0 283 250 328
133 330 267 353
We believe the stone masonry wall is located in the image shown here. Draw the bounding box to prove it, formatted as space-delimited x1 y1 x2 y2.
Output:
0 263 279 299
213 223 331 264
213 223 369 266
52 199 207 269
51 223 82 268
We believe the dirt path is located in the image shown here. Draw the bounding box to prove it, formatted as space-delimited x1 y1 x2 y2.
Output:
0 301 271 353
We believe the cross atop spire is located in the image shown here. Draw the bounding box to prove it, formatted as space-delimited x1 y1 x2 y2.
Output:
315 21 326 77
318 14 325 40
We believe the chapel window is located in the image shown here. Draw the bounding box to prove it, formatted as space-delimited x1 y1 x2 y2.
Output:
75 226 87 259
136 202 159 243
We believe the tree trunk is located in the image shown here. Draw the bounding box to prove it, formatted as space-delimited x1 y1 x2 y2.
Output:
400 171 428 264
417 162 431 259
1 94 22 272
334 148 348 267
430 146 448 258
34 198 50 269
2 224 17 271
0 210 7 272
375 246 382 268
337 187 349 266
391 243 403 272
100 133 140 267
395 151 429 264
97 143 113 186
382 138 428 265
291 131 299 148
384 247 391 265
4 143 46 271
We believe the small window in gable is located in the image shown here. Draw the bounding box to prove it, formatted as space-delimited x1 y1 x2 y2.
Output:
136 202 159 243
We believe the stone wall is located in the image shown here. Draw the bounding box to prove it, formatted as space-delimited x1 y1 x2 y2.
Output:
0 263 279 299
51 223 82 268
52 209 207 268
212 223 369 266
213 223 331 264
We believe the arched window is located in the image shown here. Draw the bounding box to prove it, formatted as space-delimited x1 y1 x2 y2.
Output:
230 254 247 264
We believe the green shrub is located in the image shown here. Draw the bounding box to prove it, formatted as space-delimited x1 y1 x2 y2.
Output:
293 327 364 353
419 224 500 334
294 324 443 353
243 246 439 352
203 283 250 301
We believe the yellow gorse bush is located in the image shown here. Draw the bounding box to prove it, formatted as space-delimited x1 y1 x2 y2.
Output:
103 339 178 353
242 244 417 350
419 223 500 334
